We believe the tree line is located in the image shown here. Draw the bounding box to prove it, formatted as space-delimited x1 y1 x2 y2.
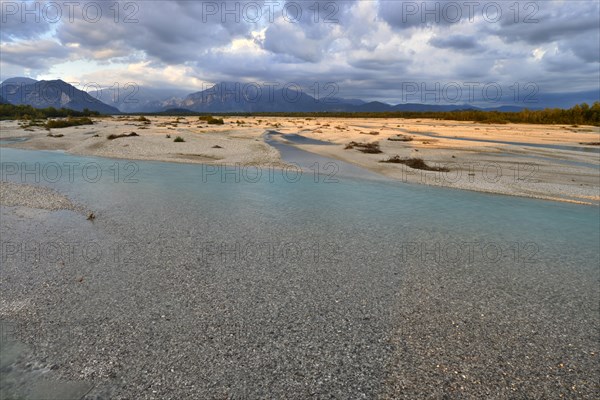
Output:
0 104 100 120
236 102 600 126
1 102 598 126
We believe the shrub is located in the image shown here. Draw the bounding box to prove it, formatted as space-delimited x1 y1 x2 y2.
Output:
107 132 139 140
174 136 185 142
380 156 449 172
388 135 413 142
199 116 224 125
207 117 224 125
345 141 383 153
20 119 45 129
45 117 94 129
358 145 383 154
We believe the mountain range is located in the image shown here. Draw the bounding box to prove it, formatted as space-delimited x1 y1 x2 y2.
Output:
0 77 119 114
1 77 531 114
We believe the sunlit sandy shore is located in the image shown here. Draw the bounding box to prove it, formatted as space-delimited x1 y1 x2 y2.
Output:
1 116 599 204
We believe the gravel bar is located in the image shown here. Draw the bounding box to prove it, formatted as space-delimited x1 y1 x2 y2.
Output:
0 181 85 213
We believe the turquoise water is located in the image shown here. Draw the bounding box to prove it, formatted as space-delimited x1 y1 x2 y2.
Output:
1 147 598 264
266 131 336 146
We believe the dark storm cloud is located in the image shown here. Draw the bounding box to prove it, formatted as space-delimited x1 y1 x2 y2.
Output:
491 1 600 45
348 58 407 71
567 35 600 64
0 0 598 106
429 34 480 50
262 21 325 62
0 0 54 42
53 0 256 64
378 0 475 29
282 0 358 26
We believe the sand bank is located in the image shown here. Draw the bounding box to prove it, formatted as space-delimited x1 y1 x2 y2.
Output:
1 116 598 204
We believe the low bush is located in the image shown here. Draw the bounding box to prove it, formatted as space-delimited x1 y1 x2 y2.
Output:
345 141 383 153
199 116 224 125
107 132 139 140
45 117 94 129
388 135 413 142
380 156 449 172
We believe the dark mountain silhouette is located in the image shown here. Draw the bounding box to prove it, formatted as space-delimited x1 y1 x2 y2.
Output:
178 82 334 113
329 98 366 106
351 101 394 112
1 78 536 113
160 108 198 114
0 77 38 89
167 82 529 113
0 79 119 114
1 77 39 104
393 103 475 112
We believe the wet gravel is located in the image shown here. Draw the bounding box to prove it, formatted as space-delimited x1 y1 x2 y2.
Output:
0 181 85 213
1 205 404 399
0 154 598 398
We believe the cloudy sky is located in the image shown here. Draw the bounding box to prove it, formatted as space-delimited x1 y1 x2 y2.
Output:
1 0 598 107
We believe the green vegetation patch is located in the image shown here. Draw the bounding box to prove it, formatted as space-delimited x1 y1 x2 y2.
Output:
45 117 94 129
0 104 100 120
198 115 225 125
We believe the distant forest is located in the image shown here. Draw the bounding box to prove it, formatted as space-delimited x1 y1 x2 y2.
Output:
145 102 600 126
1 102 599 126
0 105 100 120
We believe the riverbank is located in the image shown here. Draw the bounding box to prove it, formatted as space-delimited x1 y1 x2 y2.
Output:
1 116 598 204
